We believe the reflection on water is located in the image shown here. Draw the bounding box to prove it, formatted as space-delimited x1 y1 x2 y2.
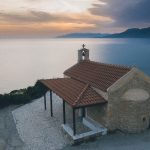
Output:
0 38 150 94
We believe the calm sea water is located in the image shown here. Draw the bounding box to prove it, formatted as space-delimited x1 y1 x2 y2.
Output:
0 38 150 94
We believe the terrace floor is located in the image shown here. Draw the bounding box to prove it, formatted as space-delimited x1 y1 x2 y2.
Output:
1 93 150 150
12 91 107 149
12 93 70 150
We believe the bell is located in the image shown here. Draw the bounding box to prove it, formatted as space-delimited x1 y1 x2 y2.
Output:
82 50 85 56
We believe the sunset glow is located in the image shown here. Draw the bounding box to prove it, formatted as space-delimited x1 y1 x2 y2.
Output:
0 0 149 37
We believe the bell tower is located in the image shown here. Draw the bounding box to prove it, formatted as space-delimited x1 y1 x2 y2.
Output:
78 44 89 62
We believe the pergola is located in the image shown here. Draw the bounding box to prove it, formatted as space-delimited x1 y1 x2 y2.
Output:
40 78 106 136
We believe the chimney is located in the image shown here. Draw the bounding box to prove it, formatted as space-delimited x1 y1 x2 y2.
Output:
78 44 89 62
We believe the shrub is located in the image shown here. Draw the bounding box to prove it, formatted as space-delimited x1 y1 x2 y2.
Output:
0 80 48 109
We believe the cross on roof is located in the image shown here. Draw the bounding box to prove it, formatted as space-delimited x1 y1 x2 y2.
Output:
82 44 85 49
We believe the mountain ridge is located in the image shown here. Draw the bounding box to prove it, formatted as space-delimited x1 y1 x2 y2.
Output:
57 27 150 38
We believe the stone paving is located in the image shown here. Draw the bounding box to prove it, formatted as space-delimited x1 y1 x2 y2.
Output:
2 93 150 150
12 92 70 150
0 106 24 150
63 130 150 150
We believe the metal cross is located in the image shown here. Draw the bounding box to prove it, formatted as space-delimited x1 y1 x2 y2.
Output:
82 44 85 49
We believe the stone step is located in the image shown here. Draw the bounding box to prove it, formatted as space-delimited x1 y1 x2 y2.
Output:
83 117 107 135
62 117 107 143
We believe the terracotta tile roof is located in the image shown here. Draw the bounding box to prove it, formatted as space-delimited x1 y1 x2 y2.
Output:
40 78 106 108
64 60 131 91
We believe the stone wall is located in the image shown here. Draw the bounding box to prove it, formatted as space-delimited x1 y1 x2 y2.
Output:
87 104 108 127
108 70 150 133
87 69 150 133
78 48 89 62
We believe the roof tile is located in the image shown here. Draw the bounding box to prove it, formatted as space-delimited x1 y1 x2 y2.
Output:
64 60 131 91
40 78 106 107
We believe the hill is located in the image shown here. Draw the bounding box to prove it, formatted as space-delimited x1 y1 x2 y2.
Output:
57 33 109 38
57 27 150 38
107 27 150 38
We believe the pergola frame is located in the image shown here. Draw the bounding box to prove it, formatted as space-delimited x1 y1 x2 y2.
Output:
44 91 88 135
41 77 107 137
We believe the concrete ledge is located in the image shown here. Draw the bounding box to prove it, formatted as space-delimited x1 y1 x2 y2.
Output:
62 118 107 142
83 117 107 135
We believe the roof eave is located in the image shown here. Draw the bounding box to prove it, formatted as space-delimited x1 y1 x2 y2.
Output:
74 100 107 108
107 67 135 93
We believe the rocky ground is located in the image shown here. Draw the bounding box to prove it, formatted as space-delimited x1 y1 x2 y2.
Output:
0 106 24 150
63 130 150 150
1 93 150 150
12 94 70 150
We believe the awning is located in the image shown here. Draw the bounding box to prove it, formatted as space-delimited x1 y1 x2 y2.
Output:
40 78 106 108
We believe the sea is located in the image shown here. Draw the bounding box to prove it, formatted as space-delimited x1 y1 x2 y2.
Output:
0 38 150 94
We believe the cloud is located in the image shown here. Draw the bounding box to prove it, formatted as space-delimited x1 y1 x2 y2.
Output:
89 0 150 28
0 10 112 37
0 0 149 37
0 0 116 37
0 11 64 23
0 10 112 24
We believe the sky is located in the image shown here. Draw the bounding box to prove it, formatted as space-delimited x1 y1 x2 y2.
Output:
0 0 149 37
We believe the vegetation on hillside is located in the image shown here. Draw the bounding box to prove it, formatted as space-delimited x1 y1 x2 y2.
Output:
0 81 48 109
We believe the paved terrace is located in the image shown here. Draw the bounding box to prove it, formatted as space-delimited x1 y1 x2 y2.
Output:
1 95 150 150
12 92 70 150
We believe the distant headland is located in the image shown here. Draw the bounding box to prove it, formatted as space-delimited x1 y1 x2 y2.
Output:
57 27 150 38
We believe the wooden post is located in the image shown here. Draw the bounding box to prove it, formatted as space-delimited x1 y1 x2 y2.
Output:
50 90 53 117
63 100 66 124
44 93 46 110
73 108 76 135
82 107 85 118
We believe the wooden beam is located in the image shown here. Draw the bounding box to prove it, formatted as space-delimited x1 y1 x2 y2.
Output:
50 90 53 117
73 108 76 135
63 100 66 124
82 108 85 118
44 93 46 110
